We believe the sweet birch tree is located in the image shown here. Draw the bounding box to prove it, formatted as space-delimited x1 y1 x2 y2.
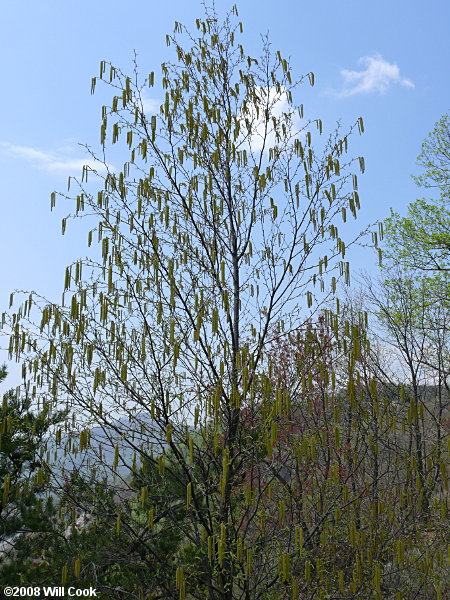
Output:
2 6 386 599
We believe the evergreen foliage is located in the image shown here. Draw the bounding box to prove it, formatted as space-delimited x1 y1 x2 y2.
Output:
0 366 65 578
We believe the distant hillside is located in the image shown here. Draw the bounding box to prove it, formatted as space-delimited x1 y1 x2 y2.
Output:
44 412 163 483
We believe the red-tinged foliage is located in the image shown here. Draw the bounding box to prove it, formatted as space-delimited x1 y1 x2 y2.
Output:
234 316 350 538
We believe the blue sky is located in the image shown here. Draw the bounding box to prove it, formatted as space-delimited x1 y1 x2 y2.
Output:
0 0 448 387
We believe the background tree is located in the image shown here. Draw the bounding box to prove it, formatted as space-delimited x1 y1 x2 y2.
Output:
332 292 449 599
376 114 450 522
384 111 450 277
0 365 65 574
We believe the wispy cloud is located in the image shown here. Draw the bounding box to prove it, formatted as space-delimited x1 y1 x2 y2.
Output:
240 86 304 153
141 90 303 152
141 94 160 115
0 142 110 174
335 54 414 97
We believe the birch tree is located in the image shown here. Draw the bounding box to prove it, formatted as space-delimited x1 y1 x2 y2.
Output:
3 6 383 599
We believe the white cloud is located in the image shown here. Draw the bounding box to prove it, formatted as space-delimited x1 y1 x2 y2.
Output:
336 54 414 97
141 94 160 115
0 142 110 174
240 86 304 153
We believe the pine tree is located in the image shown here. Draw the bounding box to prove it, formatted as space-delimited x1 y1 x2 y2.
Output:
0 365 65 574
